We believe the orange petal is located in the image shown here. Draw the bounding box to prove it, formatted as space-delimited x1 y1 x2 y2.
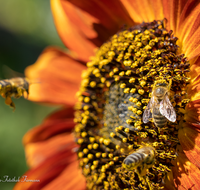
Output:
51 0 134 62
162 0 188 35
25 133 77 168
188 57 200 79
65 0 134 28
51 0 96 62
164 170 176 190
173 146 200 190
178 124 200 169
23 107 75 145
25 47 86 105
121 0 164 23
13 148 84 190
187 57 200 101
177 0 200 59
185 100 200 124
42 161 86 190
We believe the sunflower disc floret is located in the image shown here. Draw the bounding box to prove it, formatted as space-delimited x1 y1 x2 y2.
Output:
74 20 190 190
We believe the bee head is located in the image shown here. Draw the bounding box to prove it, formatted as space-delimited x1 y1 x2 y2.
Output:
155 86 167 94
153 79 170 97
155 82 167 87
153 78 172 89
154 79 168 87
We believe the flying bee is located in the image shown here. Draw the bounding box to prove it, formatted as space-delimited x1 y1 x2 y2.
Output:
0 77 30 110
123 146 155 176
142 79 176 128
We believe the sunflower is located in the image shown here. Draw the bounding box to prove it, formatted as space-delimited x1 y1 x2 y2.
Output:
14 0 200 190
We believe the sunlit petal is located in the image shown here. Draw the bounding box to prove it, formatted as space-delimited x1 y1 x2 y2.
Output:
162 0 188 35
179 124 200 169
177 0 200 59
25 47 86 106
173 146 200 190
121 0 164 23
51 0 97 62
51 0 134 62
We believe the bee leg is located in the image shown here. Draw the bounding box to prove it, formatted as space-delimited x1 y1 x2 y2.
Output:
136 167 146 185
146 175 154 190
137 164 147 178
22 88 28 99
138 173 154 190
16 88 23 98
5 96 15 111
1 93 5 98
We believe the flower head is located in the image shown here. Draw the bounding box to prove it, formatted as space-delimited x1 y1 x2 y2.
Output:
14 0 200 190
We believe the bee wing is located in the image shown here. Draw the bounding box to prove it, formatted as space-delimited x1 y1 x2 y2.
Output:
2 65 25 78
159 94 176 122
142 97 154 123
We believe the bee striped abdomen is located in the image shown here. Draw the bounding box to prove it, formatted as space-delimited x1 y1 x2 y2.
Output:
124 152 145 169
0 80 12 90
123 146 155 176
153 107 167 128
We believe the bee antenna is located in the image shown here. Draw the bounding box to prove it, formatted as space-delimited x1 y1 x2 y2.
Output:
29 79 41 85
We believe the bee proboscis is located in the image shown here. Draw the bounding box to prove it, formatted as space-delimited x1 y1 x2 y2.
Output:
142 79 176 128
0 77 30 110
123 146 155 176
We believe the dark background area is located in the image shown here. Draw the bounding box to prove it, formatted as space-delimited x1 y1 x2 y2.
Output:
0 1 64 189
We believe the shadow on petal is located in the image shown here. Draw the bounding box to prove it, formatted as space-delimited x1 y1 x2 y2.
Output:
179 123 200 169
173 145 200 190
25 133 77 168
14 148 85 190
42 161 86 190
185 100 200 124
23 107 75 145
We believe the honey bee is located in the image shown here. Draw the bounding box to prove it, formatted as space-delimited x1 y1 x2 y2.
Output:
0 77 30 110
142 79 176 128
123 146 155 176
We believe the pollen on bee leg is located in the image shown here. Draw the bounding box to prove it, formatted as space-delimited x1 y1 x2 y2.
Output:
5 96 15 110
5 96 12 105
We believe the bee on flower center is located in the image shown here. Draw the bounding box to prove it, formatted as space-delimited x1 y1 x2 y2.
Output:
143 79 176 128
123 146 155 176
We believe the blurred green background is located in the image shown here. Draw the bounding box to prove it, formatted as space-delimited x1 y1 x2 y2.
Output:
0 1 64 189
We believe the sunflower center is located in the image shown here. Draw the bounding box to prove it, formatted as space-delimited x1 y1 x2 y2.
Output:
75 20 190 189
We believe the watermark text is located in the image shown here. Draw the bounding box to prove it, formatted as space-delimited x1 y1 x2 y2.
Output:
0 175 40 183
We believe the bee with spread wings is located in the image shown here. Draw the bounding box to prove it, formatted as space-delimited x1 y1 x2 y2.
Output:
0 77 30 110
0 66 31 110
142 80 176 128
